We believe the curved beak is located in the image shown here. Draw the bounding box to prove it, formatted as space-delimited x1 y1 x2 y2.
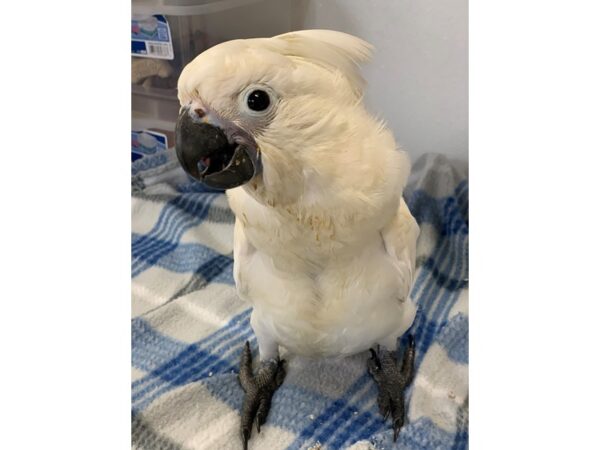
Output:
175 106 261 190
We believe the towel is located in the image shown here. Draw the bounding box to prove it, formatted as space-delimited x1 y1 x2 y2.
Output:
131 150 469 450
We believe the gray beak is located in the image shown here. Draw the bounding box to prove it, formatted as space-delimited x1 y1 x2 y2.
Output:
175 107 261 190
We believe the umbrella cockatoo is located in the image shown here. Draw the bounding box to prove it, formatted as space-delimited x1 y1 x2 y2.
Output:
175 30 419 448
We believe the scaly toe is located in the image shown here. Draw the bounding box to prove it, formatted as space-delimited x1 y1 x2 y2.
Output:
367 337 416 442
238 343 286 448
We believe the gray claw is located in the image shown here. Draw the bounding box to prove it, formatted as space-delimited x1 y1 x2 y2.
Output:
369 348 377 360
242 428 250 450
393 422 401 442
368 336 416 442
238 341 286 448
383 408 390 421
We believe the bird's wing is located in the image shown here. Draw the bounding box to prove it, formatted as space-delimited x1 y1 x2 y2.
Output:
232 218 255 303
380 198 420 301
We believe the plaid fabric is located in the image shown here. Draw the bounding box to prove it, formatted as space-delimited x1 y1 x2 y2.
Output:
131 150 469 450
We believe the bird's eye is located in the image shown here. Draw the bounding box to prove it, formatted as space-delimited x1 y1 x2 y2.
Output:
246 90 270 112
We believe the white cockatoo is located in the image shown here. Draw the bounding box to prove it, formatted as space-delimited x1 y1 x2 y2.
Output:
175 30 419 448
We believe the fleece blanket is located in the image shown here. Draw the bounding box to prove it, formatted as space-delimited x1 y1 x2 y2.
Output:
131 150 469 450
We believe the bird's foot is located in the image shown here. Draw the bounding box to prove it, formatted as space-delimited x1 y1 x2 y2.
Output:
238 341 286 450
367 336 416 442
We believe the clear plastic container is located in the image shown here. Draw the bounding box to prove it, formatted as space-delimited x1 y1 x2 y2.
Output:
132 0 291 136
131 0 264 16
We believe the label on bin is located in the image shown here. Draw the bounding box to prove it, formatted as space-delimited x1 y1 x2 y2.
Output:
132 15 174 60
132 130 168 163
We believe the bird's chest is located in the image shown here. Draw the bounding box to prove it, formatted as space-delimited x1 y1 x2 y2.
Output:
236 231 406 356
228 191 409 356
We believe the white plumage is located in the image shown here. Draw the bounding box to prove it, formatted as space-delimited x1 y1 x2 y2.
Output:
178 30 419 360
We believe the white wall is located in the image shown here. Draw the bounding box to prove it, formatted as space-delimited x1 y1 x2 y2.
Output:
202 0 292 44
291 0 468 167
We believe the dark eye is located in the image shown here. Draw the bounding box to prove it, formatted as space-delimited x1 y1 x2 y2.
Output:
246 90 270 111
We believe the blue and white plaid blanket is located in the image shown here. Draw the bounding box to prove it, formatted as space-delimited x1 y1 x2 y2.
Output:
132 150 469 450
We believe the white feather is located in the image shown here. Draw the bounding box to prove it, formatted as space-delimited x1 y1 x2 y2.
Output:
272 29 373 98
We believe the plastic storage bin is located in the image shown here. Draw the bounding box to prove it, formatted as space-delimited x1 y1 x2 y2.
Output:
132 0 291 136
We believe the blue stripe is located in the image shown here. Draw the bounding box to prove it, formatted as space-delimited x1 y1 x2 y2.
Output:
132 310 254 411
142 240 235 285
429 228 466 318
425 221 468 351
412 193 468 359
322 380 380 448
176 178 226 194
132 199 196 264
132 309 250 386
131 318 189 373
132 323 251 401
192 253 234 285
133 332 256 412
369 416 463 449
407 187 469 237
408 184 469 305
437 313 468 364
416 240 453 320
455 180 469 223
451 425 469 450
133 349 246 412
265 384 340 436
411 235 451 301
313 381 380 449
411 243 455 367
150 242 229 273
286 374 372 450
132 152 168 176
132 194 218 277
430 230 468 322
134 195 195 251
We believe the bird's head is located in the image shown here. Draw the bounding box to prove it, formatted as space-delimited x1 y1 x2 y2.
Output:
176 30 406 209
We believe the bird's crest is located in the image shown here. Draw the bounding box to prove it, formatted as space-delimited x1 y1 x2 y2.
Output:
271 30 373 98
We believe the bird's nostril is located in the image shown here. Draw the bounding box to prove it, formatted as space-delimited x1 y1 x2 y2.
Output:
194 108 206 118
